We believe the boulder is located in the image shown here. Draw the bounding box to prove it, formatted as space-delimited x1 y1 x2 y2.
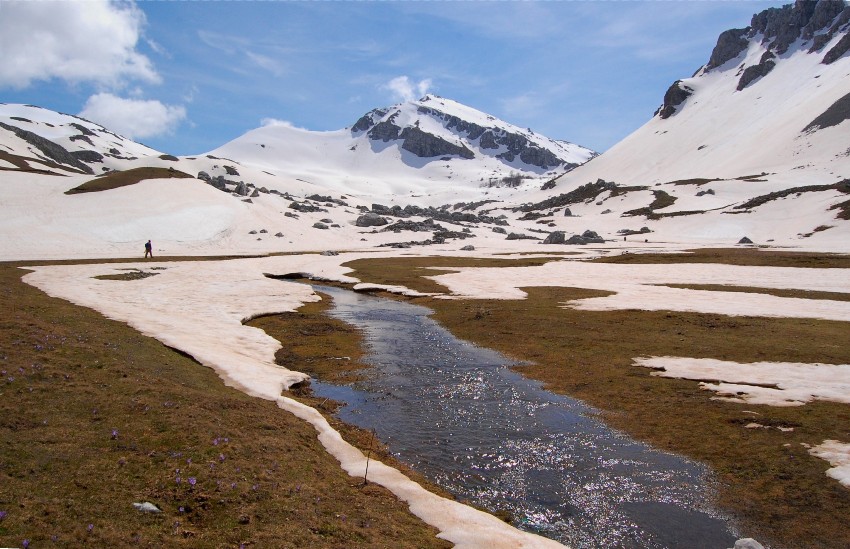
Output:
543 231 566 244
235 181 249 196
312 222 329 230
460 245 475 251
738 236 754 244
356 213 389 227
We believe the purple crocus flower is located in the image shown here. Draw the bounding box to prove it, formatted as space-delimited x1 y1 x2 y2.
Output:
188 477 196 487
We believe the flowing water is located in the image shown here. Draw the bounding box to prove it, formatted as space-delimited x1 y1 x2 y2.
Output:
307 285 738 548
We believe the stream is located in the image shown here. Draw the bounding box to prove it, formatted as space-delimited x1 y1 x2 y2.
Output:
307 284 738 548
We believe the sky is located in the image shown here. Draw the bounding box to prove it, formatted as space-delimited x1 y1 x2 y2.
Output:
0 0 786 155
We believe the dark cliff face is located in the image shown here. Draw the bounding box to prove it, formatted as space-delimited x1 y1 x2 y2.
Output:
654 81 694 119
658 0 850 118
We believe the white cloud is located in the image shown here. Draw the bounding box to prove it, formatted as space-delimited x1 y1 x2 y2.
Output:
259 118 303 130
79 93 186 140
0 0 158 89
384 76 432 103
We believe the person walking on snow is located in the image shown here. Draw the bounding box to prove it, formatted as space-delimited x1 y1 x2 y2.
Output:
144 240 153 258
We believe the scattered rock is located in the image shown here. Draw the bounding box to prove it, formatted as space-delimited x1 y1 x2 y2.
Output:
492 227 507 234
250 189 260 198
275 232 284 237
197 171 211 182
313 222 329 230
321 251 339 256
460 245 475 251
696 188 716 196
356 212 390 227
506 232 537 240
563 208 573 216
284 212 299 219
543 231 566 244
235 181 249 196
259 229 267 233
738 236 754 244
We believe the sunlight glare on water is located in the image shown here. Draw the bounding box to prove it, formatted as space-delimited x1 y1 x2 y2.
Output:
307 285 737 548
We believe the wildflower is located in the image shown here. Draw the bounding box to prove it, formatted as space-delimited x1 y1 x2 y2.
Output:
87 524 94 533
0 510 6 520
175 476 181 484
22 540 29 549
219 453 225 462
188 477 196 487
179 506 185 513
111 429 118 440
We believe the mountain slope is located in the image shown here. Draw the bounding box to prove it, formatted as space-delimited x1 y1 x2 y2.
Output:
515 0 850 250
208 95 596 203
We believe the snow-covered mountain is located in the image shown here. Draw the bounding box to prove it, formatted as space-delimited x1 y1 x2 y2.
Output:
1 1 849 260
208 95 596 202
514 0 850 250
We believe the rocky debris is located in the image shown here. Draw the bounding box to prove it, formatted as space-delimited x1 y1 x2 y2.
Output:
355 212 389 227
284 212 299 219
823 31 850 64
543 231 566 244
197 171 211 182
400 126 475 159
69 134 95 146
518 179 617 212
506 232 538 241
803 91 850 132
563 208 573 216
737 52 776 91
159 154 179 162
461 245 475 251
289 201 326 213
492 226 507 234
258 187 269 194
312 222 329 230
706 28 750 70
321 251 339 256
224 165 239 176
69 122 96 137
275 232 284 237
71 150 104 164
618 227 652 236
0 121 94 174
320 218 333 224
370 203 507 226
259 229 267 234
738 236 754 244
242 199 253 204
248 230 257 235
696 188 716 196
381 219 444 233
541 179 557 190
519 211 549 221
656 80 695 119
234 181 249 196
250 189 260 198
307 194 348 206
566 230 605 245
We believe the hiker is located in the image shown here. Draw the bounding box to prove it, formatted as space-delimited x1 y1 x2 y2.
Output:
144 240 153 258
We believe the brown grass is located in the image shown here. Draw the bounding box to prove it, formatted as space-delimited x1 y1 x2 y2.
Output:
0 262 449 548
65 167 194 195
659 283 850 302
342 250 850 549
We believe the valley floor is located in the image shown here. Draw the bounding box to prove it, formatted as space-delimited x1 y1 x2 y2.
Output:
3 245 850 548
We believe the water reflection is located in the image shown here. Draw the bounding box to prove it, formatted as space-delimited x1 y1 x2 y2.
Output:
308 285 737 548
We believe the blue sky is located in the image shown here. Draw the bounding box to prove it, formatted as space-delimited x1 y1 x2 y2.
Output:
0 0 784 155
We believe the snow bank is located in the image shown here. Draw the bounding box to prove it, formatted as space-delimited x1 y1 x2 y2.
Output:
22 254 566 548
809 440 850 488
429 261 850 322
633 357 850 407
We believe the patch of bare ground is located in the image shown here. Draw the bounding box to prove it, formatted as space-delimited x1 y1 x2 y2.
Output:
659 283 850 302
0 262 450 548
591 247 850 269
65 167 195 195
342 253 850 549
